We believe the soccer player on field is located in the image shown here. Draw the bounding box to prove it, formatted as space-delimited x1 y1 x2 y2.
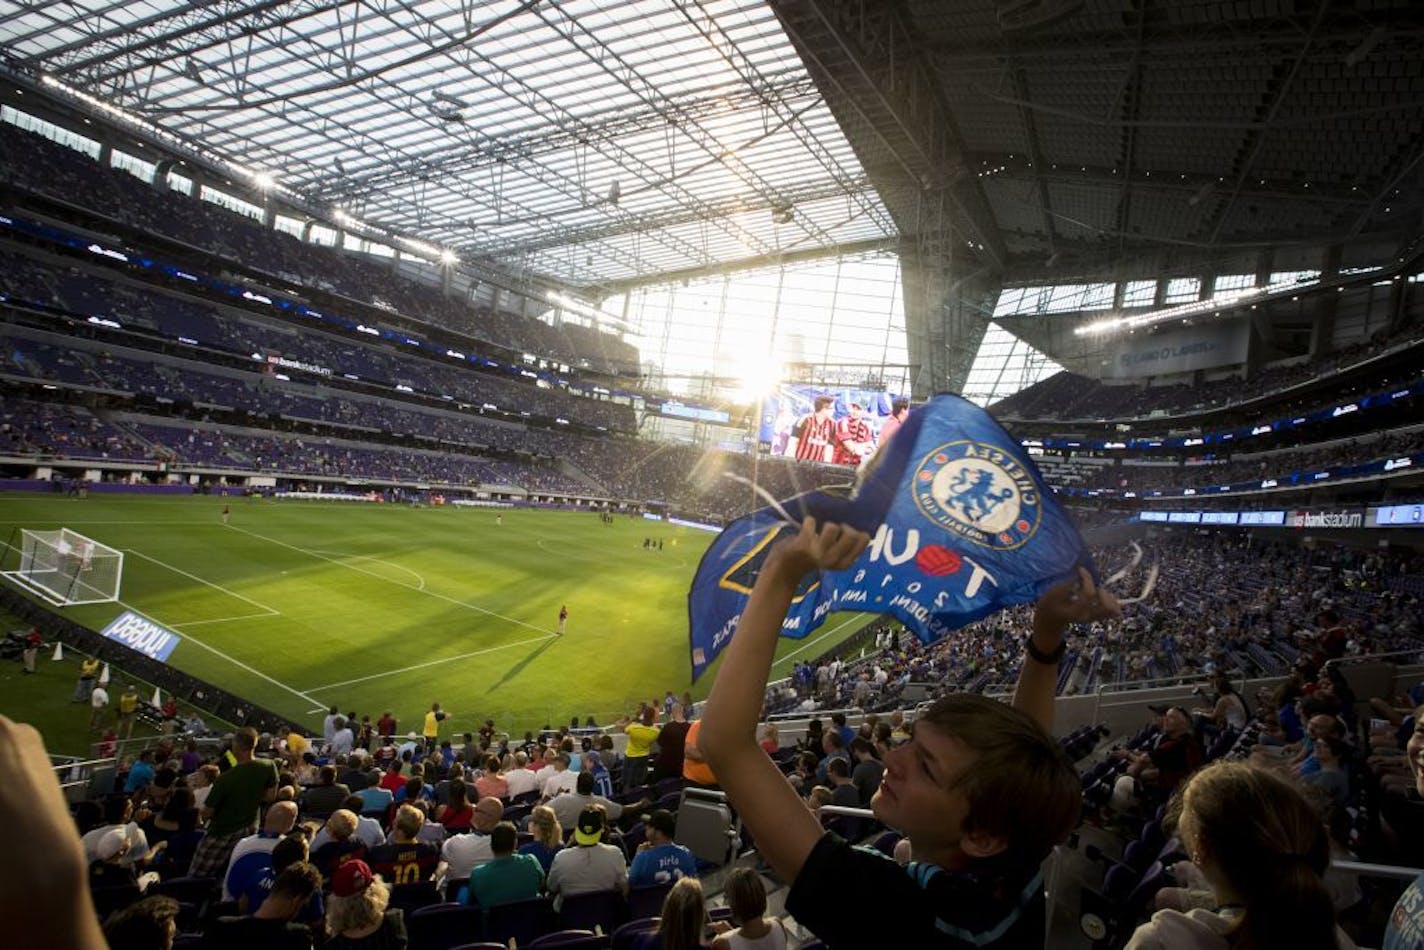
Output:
557 605 569 636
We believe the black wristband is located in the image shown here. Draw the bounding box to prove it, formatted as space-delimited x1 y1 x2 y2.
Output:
1025 637 1066 665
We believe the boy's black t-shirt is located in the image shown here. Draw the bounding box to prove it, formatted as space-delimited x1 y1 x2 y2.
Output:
785 832 1047 949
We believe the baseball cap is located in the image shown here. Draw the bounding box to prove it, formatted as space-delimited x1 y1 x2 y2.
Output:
574 806 605 846
642 808 676 839
332 859 374 897
95 827 128 861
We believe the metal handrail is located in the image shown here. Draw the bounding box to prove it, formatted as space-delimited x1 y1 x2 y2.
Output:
1325 650 1424 668
1091 671 1254 724
50 756 117 773
1332 860 1424 880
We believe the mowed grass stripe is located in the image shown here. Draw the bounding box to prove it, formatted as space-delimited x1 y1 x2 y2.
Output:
0 496 877 729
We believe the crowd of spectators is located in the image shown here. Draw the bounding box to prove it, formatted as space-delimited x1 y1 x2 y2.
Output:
766 535 1423 714
0 123 639 377
1043 426 1424 494
995 318 1424 422
50 694 802 948
0 250 636 434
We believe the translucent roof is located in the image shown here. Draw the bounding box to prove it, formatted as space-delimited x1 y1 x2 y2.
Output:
1 0 897 287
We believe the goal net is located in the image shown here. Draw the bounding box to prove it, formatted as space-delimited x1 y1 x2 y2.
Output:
2 528 123 606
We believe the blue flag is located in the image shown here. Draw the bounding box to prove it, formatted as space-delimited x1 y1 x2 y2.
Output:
687 393 1094 680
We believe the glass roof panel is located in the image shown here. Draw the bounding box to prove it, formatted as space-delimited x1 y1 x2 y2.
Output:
1 0 895 287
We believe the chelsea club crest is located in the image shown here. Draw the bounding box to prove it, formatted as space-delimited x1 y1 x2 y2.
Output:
912 440 1043 550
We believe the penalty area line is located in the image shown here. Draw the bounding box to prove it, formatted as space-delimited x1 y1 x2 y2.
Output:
123 548 280 616
115 599 323 713
226 524 552 635
170 613 279 628
301 633 561 694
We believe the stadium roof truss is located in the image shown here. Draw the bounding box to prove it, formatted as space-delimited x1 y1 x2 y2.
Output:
0 0 899 291
764 0 1424 392
905 0 1424 285
771 0 1424 288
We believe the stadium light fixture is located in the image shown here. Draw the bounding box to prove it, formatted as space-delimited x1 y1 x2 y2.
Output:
440 249 459 265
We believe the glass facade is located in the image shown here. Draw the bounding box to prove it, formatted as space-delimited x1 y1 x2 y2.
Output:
961 322 1063 407
622 253 908 400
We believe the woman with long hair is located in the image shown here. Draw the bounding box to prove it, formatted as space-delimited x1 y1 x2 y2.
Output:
435 778 473 831
1127 761 1355 949
145 786 199 843
518 805 563 873
1197 672 1249 732
650 877 711 950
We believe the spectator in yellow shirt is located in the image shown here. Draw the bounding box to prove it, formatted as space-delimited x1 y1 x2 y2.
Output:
621 707 661 792
117 684 140 741
74 656 100 703
423 702 448 752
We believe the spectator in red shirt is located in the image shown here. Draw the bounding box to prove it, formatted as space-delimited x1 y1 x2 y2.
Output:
376 712 397 740
21 628 42 674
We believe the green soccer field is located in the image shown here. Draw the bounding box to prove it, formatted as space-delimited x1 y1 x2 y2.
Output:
0 494 874 735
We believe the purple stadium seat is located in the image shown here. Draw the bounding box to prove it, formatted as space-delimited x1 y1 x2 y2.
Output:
559 888 624 934
627 883 671 921
486 895 553 947
407 903 484 950
611 917 660 950
529 931 606 949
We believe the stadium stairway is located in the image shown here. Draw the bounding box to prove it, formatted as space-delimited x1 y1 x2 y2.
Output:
558 459 610 496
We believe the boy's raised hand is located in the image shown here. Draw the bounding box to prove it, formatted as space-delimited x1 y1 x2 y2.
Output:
1034 566 1122 634
770 517 871 580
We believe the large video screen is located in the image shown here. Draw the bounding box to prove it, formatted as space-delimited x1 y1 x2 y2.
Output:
759 385 902 466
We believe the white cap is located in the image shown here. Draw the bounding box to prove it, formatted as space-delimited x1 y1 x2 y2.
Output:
95 827 128 861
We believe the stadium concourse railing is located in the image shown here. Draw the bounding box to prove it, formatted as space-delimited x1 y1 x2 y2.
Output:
50 754 118 804
746 651 1424 752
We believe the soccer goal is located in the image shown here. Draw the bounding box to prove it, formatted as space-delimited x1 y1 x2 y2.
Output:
1 528 123 606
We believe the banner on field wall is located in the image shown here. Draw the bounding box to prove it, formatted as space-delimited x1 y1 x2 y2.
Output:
99 610 180 662
1104 321 1249 379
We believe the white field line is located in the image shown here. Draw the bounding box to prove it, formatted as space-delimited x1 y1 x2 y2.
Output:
124 548 280 616
115 599 324 713
302 633 560 694
0 520 198 524
226 524 554 635
306 549 427 591
771 615 866 667
170 613 279 628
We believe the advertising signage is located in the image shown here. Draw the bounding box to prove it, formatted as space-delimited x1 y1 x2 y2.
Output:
1369 503 1424 528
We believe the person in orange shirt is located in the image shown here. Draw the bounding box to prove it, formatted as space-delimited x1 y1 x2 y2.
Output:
682 719 716 787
